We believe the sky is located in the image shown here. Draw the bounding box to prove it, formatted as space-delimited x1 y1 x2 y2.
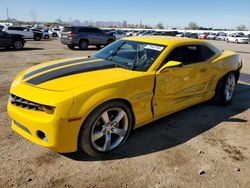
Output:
0 0 249 29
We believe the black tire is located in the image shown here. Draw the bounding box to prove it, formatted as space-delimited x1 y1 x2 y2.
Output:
213 73 236 105
44 35 49 39
96 45 102 49
13 40 24 50
79 101 133 157
52 33 58 37
67 44 75 50
34 35 42 41
79 40 88 50
235 40 238 44
106 39 115 45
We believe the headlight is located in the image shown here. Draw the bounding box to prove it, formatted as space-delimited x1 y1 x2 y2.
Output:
38 105 56 114
10 94 56 114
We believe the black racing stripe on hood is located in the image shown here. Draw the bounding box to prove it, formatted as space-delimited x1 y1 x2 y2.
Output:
26 60 116 85
23 58 90 79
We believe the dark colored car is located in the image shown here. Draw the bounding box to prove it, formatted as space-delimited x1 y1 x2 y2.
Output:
154 31 179 36
60 27 115 50
0 31 26 50
189 33 199 39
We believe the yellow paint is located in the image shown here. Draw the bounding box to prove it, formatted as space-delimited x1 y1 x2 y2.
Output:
7 36 242 152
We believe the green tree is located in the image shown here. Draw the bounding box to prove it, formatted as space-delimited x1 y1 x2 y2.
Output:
156 23 164 29
188 22 199 30
236 24 246 31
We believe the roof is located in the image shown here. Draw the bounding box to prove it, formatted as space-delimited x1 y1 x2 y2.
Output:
124 36 204 46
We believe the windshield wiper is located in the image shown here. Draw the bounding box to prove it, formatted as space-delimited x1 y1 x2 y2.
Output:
105 41 126 61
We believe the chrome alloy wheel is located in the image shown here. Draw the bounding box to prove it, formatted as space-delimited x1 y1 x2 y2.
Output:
91 108 128 152
224 74 236 102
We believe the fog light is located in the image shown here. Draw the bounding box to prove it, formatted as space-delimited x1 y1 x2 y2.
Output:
37 130 48 142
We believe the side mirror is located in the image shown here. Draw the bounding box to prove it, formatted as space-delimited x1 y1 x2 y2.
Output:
159 61 183 72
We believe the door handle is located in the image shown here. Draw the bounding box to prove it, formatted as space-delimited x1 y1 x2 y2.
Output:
200 68 207 73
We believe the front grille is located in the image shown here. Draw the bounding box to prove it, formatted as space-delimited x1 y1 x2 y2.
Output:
10 94 41 111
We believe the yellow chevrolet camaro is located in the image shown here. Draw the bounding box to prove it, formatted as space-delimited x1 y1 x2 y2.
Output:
8 36 242 156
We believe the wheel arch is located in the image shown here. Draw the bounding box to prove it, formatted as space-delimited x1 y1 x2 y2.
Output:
79 38 89 44
214 69 240 96
81 98 135 128
76 98 135 149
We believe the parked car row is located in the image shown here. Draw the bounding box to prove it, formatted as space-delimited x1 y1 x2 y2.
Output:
175 31 249 44
0 26 62 50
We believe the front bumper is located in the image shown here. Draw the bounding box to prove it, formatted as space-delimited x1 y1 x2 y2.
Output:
7 99 81 153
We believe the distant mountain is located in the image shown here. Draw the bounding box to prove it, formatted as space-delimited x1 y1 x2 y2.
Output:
55 19 64 24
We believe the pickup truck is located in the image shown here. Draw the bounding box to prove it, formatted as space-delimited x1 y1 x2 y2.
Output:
0 30 26 50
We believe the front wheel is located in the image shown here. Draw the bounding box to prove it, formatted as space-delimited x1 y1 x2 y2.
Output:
79 101 133 157
214 73 236 105
13 41 24 50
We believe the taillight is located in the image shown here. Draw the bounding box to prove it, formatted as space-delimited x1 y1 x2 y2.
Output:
67 31 75 37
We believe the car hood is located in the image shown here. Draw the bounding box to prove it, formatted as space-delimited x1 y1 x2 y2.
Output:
18 57 140 91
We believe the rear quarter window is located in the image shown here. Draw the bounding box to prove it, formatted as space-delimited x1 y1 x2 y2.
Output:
201 45 216 60
62 27 74 32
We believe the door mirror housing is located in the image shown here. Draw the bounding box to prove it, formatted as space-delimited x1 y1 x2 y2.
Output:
159 61 183 72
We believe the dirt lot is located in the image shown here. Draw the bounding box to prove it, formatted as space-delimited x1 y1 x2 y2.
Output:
0 39 250 188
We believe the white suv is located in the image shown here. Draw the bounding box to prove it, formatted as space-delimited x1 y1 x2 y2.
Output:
226 33 249 44
49 28 61 37
3 26 43 41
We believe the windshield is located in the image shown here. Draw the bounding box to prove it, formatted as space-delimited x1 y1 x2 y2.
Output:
92 40 165 71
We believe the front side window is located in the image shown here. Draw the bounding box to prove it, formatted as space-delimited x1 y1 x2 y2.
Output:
93 40 165 71
163 44 215 66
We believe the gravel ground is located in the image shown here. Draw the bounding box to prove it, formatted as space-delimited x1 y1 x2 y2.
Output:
0 39 250 188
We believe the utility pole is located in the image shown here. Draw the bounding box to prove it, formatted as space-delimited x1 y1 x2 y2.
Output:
6 7 9 23
31 10 37 23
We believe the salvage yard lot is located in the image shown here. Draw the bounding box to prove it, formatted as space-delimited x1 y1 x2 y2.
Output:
0 39 250 188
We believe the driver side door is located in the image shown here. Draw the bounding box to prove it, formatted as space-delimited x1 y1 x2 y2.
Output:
153 45 210 118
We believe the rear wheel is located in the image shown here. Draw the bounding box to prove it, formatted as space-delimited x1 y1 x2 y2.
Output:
79 40 88 50
44 35 49 39
79 101 133 157
52 33 58 37
34 35 42 41
67 44 75 50
214 73 236 105
13 41 24 50
106 39 115 45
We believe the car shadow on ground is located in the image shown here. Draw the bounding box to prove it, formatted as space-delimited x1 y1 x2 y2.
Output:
0 47 44 52
62 83 250 161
